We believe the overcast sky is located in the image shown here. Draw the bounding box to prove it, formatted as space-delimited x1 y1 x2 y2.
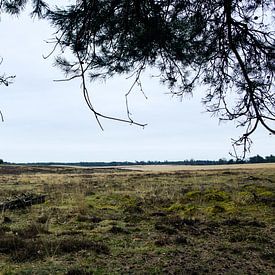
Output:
0 6 274 163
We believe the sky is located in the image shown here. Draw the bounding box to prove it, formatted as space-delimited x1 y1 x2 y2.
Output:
0 5 274 163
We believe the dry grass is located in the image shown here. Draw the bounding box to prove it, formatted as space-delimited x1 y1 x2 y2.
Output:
119 162 275 172
0 164 274 274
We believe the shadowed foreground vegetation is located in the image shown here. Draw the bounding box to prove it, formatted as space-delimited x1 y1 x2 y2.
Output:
0 165 274 274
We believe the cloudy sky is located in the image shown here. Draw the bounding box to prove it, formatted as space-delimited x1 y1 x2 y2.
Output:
0 5 274 163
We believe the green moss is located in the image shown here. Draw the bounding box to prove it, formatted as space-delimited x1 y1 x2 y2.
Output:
204 190 229 202
166 202 185 212
184 189 230 204
85 193 136 211
204 201 236 216
182 204 200 217
235 191 255 205
244 185 268 195
258 191 274 198
213 205 226 213
92 224 114 234
184 190 202 201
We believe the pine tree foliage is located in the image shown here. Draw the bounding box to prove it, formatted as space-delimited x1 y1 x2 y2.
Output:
0 0 48 17
1 0 275 158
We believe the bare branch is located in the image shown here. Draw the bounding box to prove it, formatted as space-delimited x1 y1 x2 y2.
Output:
76 52 147 130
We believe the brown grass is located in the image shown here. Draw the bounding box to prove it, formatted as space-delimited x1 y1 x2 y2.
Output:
119 162 275 172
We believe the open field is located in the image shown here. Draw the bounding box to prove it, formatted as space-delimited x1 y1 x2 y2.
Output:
0 164 274 274
119 163 275 172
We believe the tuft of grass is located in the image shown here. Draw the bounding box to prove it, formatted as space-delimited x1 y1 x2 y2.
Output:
0 234 109 262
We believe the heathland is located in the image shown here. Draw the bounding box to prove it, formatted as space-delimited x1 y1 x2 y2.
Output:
0 164 274 274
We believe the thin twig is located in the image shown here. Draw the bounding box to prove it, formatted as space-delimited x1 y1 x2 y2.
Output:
0 110 4 122
76 52 147 129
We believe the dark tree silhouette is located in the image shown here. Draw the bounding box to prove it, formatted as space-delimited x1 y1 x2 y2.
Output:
1 0 275 158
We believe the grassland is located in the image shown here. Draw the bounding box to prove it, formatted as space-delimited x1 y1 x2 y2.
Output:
0 164 274 274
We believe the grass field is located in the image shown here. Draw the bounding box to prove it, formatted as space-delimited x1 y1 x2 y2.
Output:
0 164 274 274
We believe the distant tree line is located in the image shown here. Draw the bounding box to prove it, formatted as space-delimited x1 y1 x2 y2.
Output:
2 155 274 167
248 155 275 164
